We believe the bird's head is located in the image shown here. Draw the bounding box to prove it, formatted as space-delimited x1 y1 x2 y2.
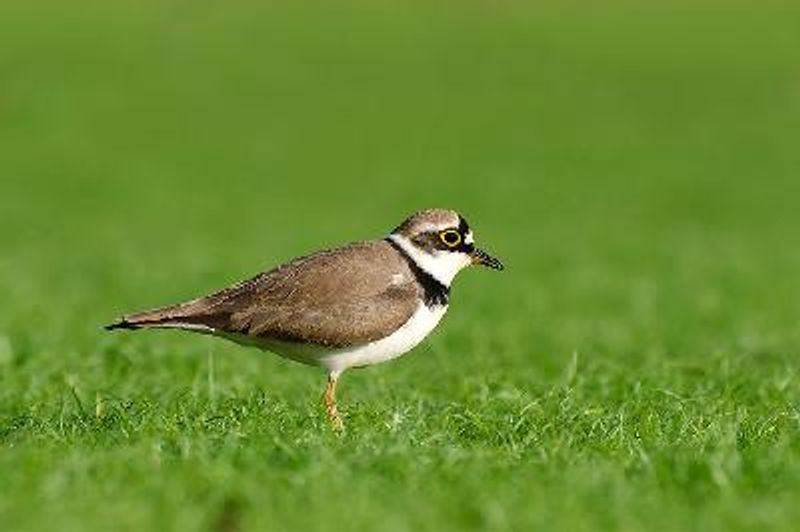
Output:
388 208 504 286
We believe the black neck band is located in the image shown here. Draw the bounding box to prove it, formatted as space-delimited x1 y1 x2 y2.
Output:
385 237 450 308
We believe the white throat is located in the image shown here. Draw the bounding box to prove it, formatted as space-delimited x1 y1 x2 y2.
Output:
387 234 471 286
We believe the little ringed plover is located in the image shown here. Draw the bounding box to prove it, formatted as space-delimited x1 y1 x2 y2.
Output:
106 208 504 429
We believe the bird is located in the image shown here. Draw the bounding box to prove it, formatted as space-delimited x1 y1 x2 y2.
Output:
105 208 503 429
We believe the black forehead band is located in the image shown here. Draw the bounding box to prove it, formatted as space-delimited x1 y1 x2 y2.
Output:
457 216 470 235
454 216 474 252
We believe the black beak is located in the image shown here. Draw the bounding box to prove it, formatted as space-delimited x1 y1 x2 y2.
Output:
470 248 504 270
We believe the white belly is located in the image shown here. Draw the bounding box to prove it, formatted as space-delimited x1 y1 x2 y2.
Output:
318 303 447 373
221 303 448 374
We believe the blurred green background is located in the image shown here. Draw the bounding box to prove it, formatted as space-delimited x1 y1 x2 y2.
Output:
1 1 800 531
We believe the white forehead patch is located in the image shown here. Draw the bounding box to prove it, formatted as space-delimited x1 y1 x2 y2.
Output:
464 231 474 245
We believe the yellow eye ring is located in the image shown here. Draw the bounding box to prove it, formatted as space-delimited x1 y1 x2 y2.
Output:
439 230 462 247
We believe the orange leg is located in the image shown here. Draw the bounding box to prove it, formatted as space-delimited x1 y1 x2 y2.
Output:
323 372 344 431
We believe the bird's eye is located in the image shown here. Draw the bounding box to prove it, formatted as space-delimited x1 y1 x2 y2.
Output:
439 229 462 247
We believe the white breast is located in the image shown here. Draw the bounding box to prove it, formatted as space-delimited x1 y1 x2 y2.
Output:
318 302 447 374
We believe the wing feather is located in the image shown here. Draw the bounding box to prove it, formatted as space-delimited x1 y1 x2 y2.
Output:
108 240 420 348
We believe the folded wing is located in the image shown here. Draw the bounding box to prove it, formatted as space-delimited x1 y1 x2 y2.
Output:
105 241 420 348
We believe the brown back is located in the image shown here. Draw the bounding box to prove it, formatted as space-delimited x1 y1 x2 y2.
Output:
116 240 421 348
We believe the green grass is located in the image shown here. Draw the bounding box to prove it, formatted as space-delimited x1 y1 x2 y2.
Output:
2 1 800 530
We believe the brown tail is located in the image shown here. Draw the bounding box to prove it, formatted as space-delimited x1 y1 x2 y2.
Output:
104 313 182 331
104 302 210 332
104 318 140 331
